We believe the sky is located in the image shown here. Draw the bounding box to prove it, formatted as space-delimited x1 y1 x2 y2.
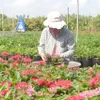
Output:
0 0 100 18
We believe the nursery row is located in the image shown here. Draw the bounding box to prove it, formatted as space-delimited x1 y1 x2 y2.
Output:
0 52 100 99
0 32 100 66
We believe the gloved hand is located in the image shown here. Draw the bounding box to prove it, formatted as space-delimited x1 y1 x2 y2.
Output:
40 53 47 61
46 53 51 58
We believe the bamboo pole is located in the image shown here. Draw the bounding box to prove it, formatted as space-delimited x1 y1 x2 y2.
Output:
67 7 69 29
76 0 79 42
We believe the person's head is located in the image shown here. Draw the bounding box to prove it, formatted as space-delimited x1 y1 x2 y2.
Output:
43 11 66 34
49 27 60 35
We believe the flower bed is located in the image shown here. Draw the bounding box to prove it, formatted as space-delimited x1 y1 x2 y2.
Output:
0 52 100 99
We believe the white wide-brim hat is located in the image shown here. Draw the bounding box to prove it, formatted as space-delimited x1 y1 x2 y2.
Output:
43 11 66 29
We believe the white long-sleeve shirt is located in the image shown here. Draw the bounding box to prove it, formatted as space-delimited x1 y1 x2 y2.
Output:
38 27 75 61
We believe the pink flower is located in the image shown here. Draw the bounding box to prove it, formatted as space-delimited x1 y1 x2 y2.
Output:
54 79 73 89
47 79 73 93
0 81 12 97
89 75 100 87
46 81 54 87
3 71 9 75
8 57 14 62
79 87 100 98
0 89 10 97
0 52 10 56
15 82 29 90
32 78 53 87
37 79 47 86
12 60 20 67
32 77 39 83
48 87 57 93
21 70 37 76
15 82 34 97
0 81 12 87
66 95 84 100
26 85 34 96
88 68 95 74
23 58 32 63
49 83 57 88
11 54 23 60
66 87 100 100
0 58 5 63
34 61 45 65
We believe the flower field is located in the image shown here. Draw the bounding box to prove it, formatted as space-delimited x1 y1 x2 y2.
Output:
0 52 100 100
0 32 100 99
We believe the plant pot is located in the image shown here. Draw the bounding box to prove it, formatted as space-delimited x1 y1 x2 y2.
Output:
72 57 82 67
92 58 100 65
68 61 81 68
81 58 93 67
33 56 42 61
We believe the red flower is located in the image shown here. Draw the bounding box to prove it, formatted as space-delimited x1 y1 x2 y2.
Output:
89 75 100 87
8 57 14 62
3 71 9 75
32 77 39 83
15 82 29 90
55 80 73 89
49 83 57 88
34 61 45 65
0 81 12 97
0 81 12 87
21 70 37 76
66 95 83 100
15 82 34 97
48 79 73 89
0 58 5 63
46 81 54 87
37 79 47 86
12 60 20 67
32 77 53 87
0 89 10 97
11 54 23 60
23 58 32 63
0 52 10 56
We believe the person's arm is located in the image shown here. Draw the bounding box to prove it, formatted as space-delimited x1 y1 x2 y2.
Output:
60 31 75 58
38 28 50 61
38 29 46 55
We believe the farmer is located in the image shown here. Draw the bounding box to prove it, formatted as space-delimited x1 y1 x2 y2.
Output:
38 11 75 65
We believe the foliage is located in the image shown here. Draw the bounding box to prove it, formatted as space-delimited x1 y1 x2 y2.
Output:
0 32 100 58
0 14 100 31
0 52 99 99
74 34 100 58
